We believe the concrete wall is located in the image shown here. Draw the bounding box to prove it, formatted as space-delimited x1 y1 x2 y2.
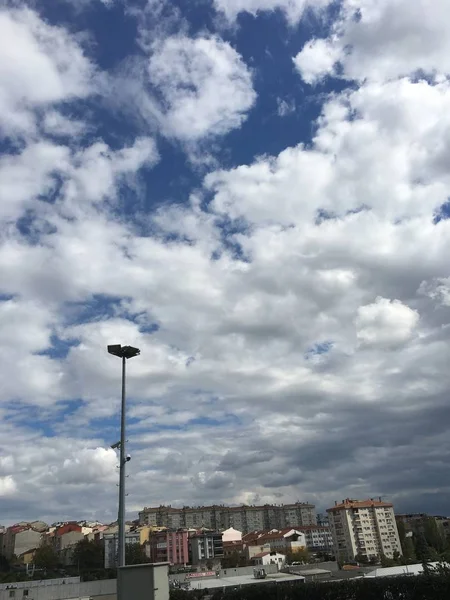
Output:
118 563 169 600
0 578 116 600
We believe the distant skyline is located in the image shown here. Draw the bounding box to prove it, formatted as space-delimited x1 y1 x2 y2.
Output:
1 0 450 525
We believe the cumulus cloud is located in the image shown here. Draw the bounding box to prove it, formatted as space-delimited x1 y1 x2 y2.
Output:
355 297 419 348
2 0 450 526
146 35 256 141
0 7 94 138
294 0 450 84
293 38 340 84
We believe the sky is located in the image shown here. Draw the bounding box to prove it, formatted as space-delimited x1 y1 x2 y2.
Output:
1 0 450 527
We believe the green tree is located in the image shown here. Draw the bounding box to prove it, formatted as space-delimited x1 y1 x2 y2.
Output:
0 553 10 572
414 531 440 564
380 554 395 567
355 553 368 565
424 518 445 553
125 543 149 565
72 539 104 570
34 545 59 570
221 551 248 568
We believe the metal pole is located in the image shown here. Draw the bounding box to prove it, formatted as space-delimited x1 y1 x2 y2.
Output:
118 355 126 568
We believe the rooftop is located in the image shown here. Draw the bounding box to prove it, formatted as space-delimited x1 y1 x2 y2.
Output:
187 572 305 591
327 498 393 512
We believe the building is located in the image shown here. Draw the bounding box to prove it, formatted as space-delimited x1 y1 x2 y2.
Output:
365 561 446 578
104 531 140 569
170 565 305 593
251 551 286 569
297 525 333 552
243 528 306 555
1 525 43 559
189 531 224 565
139 502 316 533
0 577 116 600
147 529 189 565
222 527 242 543
317 513 329 527
327 498 401 563
396 513 450 540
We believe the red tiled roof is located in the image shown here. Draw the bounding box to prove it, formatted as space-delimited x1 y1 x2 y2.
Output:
252 552 270 558
327 499 393 512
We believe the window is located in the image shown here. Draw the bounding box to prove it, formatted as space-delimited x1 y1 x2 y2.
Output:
9 592 15 599
23 592 29 598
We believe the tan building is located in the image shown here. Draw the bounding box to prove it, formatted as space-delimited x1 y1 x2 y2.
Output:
243 528 306 556
139 502 316 534
1 526 43 559
327 498 401 563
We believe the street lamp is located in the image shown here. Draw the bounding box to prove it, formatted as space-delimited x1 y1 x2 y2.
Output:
107 344 140 569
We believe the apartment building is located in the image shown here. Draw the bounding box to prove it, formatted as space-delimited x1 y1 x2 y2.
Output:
243 528 306 556
298 525 333 552
1 525 43 559
147 529 189 565
138 502 316 534
103 531 140 569
327 498 401 563
189 531 224 565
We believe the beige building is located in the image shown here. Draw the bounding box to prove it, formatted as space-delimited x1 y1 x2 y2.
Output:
222 527 242 543
1 526 43 559
139 502 316 534
327 498 401 563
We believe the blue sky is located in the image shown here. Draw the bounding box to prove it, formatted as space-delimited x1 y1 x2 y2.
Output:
1 0 450 526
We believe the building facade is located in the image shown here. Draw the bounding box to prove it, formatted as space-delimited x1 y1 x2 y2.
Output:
147 530 189 566
104 531 140 569
243 528 306 557
139 502 316 534
298 526 333 552
327 498 401 563
1 526 43 559
251 551 286 569
189 531 224 565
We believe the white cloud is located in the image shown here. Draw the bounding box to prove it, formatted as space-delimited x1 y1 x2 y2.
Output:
213 0 329 25
0 476 17 497
294 0 450 84
355 297 419 348
0 7 94 138
2 0 450 525
293 38 340 84
276 97 296 117
41 111 88 138
147 35 256 140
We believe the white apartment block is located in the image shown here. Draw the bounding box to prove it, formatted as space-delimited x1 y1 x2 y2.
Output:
298 526 333 551
327 498 401 563
138 502 316 533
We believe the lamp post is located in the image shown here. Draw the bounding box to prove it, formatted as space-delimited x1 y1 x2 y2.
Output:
107 344 140 569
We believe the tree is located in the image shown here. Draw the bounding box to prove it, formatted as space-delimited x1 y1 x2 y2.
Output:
221 551 248 568
0 553 10 573
286 548 310 564
424 518 445 553
125 543 149 565
355 553 368 565
414 531 439 564
72 539 104 570
380 554 395 567
34 546 59 570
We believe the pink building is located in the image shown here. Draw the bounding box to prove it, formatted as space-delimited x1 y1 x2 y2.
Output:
148 530 189 565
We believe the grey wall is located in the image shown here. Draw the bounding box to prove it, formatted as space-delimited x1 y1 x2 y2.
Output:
118 563 169 600
0 578 116 600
